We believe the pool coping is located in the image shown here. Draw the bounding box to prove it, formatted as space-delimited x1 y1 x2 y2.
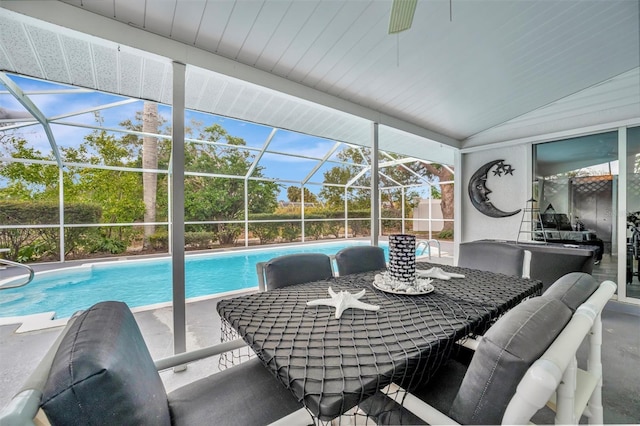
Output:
1 239 450 332
0 287 257 333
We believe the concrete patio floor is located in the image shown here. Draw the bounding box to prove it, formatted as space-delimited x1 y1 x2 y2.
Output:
1 247 638 424
1 292 639 424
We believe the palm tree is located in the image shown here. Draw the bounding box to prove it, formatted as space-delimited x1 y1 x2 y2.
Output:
142 102 158 248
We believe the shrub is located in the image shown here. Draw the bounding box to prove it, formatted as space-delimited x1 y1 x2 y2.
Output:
148 231 169 250
249 222 280 244
88 236 127 254
217 223 242 246
185 231 216 249
438 229 454 239
17 240 54 262
281 223 301 242
0 201 101 261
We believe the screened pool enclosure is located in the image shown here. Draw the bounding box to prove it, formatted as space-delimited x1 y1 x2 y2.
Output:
0 69 454 264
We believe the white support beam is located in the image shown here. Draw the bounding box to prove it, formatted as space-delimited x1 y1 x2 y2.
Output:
58 168 64 262
302 141 342 185
0 72 63 167
618 127 627 301
371 123 380 246
171 61 187 356
49 99 139 121
347 166 370 188
245 128 277 178
454 150 463 261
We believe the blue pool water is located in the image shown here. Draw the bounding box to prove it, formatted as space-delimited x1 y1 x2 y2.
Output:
0 241 396 319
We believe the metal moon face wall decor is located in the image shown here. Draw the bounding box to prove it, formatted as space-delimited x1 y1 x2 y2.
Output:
468 159 522 218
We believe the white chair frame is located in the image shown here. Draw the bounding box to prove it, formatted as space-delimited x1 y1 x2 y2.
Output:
379 280 616 425
504 280 616 425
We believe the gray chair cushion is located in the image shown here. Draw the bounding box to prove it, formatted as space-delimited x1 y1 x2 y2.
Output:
458 241 525 277
524 244 595 292
167 358 303 426
41 301 171 426
448 297 572 425
335 246 387 276
264 253 333 290
543 272 599 312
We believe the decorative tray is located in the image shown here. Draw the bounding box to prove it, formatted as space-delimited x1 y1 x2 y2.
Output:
372 272 435 295
373 281 434 295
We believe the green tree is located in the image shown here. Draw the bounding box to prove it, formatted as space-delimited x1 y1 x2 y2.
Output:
319 147 370 209
319 148 454 232
0 136 59 200
287 186 318 204
63 129 144 240
142 102 159 248
2 115 281 252
184 124 279 244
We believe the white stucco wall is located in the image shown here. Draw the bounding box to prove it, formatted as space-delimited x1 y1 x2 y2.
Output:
461 145 532 242
413 199 444 232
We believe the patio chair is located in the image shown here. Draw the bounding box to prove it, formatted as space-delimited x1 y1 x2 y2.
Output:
523 244 596 292
361 279 616 425
335 245 386 276
256 253 334 291
460 271 600 354
457 241 530 278
0 301 308 426
542 271 600 312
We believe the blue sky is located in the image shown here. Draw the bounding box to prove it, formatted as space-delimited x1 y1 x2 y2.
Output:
0 74 364 199
1 74 438 202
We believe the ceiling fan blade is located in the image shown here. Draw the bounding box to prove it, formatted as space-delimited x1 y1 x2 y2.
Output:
388 0 417 34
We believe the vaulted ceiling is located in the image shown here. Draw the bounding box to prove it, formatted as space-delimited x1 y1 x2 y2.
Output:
1 0 639 165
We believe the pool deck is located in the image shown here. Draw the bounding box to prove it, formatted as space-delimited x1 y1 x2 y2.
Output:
0 291 251 408
1 241 638 422
2 286 639 424
0 243 455 415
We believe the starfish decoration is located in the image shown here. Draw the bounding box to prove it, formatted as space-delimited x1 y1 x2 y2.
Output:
307 287 380 319
503 164 515 175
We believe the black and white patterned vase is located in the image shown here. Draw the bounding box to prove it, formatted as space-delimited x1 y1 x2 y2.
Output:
388 234 416 283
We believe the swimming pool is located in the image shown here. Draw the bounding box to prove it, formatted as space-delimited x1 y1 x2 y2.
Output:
0 241 399 319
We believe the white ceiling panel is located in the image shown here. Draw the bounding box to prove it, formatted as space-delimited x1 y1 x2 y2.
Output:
252 1 318 73
62 0 113 19
118 51 143 98
207 1 263 59
0 13 43 79
1 0 638 162
27 26 70 83
296 1 376 87
465 69 640 148
194 0 238 54
233 0 292 65
0 43 12 73
141 58 169 101
141 0 176 39
268 1 344 79
60 35 95 88
170 0 207 45
113 1 146 30
92 44 119 94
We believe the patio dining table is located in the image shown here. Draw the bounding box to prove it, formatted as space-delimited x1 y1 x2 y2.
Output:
216 262 542 422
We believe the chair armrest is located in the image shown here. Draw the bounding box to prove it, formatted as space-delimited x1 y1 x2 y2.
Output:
154 339 248 371
0 316 79 426
502 280 616 424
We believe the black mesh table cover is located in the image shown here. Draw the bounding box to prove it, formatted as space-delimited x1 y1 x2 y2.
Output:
216 262 542 422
